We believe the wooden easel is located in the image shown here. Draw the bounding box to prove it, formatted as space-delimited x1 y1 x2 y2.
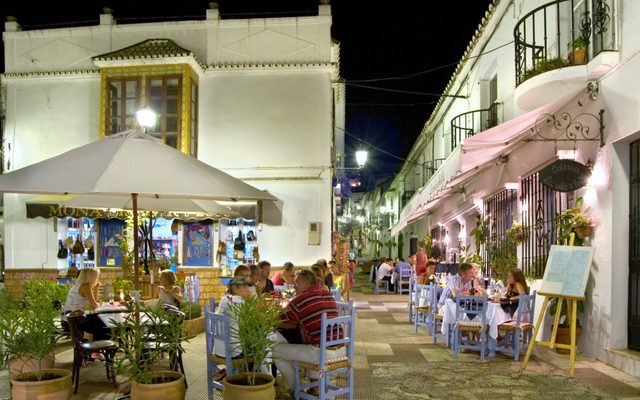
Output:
521 291 584 377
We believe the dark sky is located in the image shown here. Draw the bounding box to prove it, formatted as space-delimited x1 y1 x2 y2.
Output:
0 0 493 178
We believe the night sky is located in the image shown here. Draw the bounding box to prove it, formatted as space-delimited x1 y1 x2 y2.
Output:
0 0 493 179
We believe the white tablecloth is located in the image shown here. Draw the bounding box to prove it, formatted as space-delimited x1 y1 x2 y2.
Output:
98 312 167 329
441 299 513 339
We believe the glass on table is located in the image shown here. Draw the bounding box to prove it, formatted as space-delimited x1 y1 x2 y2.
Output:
108 292 114 305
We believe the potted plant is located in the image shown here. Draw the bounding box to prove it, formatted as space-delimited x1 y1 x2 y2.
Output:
507 221 526 245
222 295 282 400
0 280 72 400
549 297 585 353
112 275 134 302
470 215 490 255
573 212 593 238
556 199 593 243
112 301 188 400
568 37 589 65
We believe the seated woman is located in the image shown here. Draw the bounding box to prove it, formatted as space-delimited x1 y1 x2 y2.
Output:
418 260 437 285
311 265 330 291
272 262 295 286
62 268 111 341
213 277 252 358
500 268 529 316
149 270 183 310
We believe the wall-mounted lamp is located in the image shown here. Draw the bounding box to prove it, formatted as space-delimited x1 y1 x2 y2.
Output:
504 182 519 190
557 149 577 160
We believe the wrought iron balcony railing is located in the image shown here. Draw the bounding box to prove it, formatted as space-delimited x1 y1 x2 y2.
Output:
514 0 616 86
423 158 446 186
450 103 501 150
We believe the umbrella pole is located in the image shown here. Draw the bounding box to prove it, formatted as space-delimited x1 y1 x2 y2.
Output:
132 193 140 290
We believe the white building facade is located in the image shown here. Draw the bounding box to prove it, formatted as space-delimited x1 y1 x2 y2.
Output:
1 3 343 271
384 0 640 374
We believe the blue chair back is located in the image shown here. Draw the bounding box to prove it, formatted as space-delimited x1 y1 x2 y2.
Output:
517 291 536 324
209 298 219 312
414 284 432 308
319 306 356 368
454 295 487 324
336 300 353 317
204 306 234 392
331 287 342 302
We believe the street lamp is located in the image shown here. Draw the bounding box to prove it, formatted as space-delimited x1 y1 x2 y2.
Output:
379 205 386 214
136 107 157 131
355 150 368 168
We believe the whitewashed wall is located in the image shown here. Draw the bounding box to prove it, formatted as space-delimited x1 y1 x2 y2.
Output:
2 7 339 269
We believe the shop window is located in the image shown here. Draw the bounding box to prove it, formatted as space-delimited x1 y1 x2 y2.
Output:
107 78 140 135
58 217 96 269
183 221 213 267
151 218 179 270
147 76 182 149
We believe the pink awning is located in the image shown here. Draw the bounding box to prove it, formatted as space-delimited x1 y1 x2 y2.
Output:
390 89 586 236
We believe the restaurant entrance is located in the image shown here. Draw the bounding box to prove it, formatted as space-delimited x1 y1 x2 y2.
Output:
629 140 640 350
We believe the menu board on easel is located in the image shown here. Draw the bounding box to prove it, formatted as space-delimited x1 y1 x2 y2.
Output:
539 245 595 298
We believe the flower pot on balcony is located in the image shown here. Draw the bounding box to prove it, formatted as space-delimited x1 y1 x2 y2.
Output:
569 48 587 65
575 225 593 238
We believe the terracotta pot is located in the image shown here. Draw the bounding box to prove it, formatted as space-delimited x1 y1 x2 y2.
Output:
569 48 587 65
11 368 71 400
223 373 276 400
9 354 55 376
554 325 582 354
575 225 593 238
130 371 186 400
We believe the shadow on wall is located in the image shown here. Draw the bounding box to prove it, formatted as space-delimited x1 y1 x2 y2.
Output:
263 199 283 226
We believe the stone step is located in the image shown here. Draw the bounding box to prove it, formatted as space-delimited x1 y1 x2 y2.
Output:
604 348 640 378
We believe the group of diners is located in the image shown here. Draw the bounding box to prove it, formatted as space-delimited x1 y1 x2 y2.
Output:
213 259 355 394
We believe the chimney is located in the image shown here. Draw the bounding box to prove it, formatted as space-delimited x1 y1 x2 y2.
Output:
100 7 116 25
207 2 220 20
5 16 21 32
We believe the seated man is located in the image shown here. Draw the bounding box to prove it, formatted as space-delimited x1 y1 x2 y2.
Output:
437 262 475 308
377 258 395 291
273 270 345 391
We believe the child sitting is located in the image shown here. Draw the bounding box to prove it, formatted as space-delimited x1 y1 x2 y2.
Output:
149 270 183 310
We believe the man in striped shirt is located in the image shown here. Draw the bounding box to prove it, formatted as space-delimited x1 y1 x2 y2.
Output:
273 270 346 390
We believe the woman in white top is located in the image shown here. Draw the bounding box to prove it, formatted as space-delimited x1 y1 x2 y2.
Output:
62 268 110 340
213 277 252 358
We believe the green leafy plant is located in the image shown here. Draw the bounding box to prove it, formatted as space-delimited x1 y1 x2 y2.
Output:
569 37 589 50
522 57 571 81
460 254 483 265
227 295 283 386
470 215 490 255
0 280 62 379
525 256 548 282
112 301 188 384
113 276 134 296
179 301 202 320
384 240 396 258
555 197 591 245
549 297 585 326
488 238 518 282
507 221 527 245
422 233 432 257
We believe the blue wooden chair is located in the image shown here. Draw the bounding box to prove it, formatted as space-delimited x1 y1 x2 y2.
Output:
431 287 452 346
209 298 218 312
452 295 489 360
413 284 434 333
408 273 417 323
496 291 536 361
397 268 412 294
331 287 342 302
205 307 245 398
294 307 356 400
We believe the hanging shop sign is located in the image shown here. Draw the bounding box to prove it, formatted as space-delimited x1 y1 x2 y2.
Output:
26 203 219 221
540 159 591 192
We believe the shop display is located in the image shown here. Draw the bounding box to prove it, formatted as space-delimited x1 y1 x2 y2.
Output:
98 219 126 266
183 221 213 266
219 218 257 270
58 217 96 269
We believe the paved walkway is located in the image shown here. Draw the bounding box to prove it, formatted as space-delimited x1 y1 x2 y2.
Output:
8 271 640 399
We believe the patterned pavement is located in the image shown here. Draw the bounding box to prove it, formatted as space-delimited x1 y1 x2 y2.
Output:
11 270 640 399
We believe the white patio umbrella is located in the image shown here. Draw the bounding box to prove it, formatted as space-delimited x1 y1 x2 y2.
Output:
0 130 276 287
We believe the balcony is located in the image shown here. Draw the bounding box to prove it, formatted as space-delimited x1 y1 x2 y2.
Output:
450 103 501 150
514 0 617 109
423 158 446 186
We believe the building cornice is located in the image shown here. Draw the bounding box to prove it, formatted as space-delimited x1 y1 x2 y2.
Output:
1 69 100 81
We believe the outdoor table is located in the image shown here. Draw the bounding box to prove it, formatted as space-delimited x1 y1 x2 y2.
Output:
93 304 127 314
440 298 514 356
97 311 168 329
